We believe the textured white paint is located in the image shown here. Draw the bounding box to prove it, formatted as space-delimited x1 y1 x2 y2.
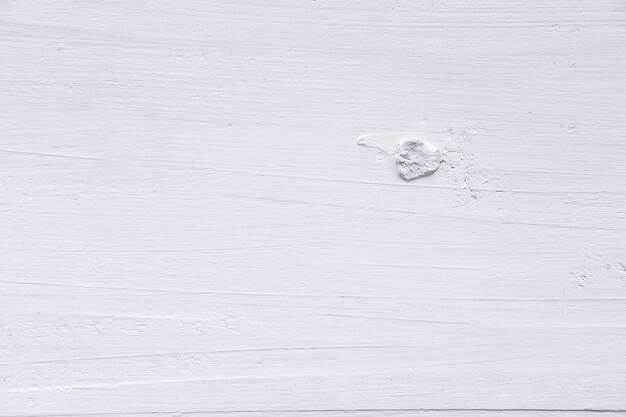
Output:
357 133 443 180
1 0 625 416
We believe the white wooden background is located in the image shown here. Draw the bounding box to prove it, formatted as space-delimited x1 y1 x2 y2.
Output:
1 0 625 416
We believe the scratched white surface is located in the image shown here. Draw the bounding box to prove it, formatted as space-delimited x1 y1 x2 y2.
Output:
1 1 626 416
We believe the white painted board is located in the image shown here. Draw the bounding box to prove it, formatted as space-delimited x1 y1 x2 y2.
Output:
1 0 625 415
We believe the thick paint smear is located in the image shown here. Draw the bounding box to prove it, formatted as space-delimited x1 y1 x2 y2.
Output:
357 133 442 181
395 139 442 180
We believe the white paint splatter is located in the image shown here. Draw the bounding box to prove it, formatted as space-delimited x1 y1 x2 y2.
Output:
357 133 442 181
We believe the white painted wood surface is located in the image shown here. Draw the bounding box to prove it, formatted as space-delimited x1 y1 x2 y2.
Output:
1 1 625 415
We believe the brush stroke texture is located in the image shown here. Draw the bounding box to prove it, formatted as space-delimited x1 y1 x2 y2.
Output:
1 0 625 415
